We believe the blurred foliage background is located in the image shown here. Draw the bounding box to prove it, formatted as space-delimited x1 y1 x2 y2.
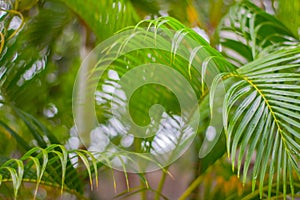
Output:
0 0 299 199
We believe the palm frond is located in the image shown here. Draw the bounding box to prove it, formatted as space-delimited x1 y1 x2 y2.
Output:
217 1 298 66
214 46 300 198
0 144 100 199
0 0 73 113
13 107 60 146
73 16 234 172
276 0 300 38
0 120 31 151
0 107 87 194
62 0 140 41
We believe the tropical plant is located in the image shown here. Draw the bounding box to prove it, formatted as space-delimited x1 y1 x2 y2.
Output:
0 0 299 199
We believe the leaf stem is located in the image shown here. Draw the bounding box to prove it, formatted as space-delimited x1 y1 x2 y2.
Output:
155 169 168 200
140 177 147 200
178 175 204 200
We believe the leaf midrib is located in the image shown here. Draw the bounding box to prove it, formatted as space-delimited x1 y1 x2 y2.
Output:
225 73 292 155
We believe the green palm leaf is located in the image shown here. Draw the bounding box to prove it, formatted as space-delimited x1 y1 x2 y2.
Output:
217 1 298 66
0 144 101 199
0 0 73 113
73 16 234 172
62 0 139 41
216 46 300 198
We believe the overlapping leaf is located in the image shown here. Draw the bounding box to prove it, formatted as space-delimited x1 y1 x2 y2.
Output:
216 46 300 199
0 144 100 199
62 0 139 41
78 16 234 166
217 1 298 66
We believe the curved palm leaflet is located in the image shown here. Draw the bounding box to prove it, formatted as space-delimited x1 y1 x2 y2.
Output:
0 0 299 199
